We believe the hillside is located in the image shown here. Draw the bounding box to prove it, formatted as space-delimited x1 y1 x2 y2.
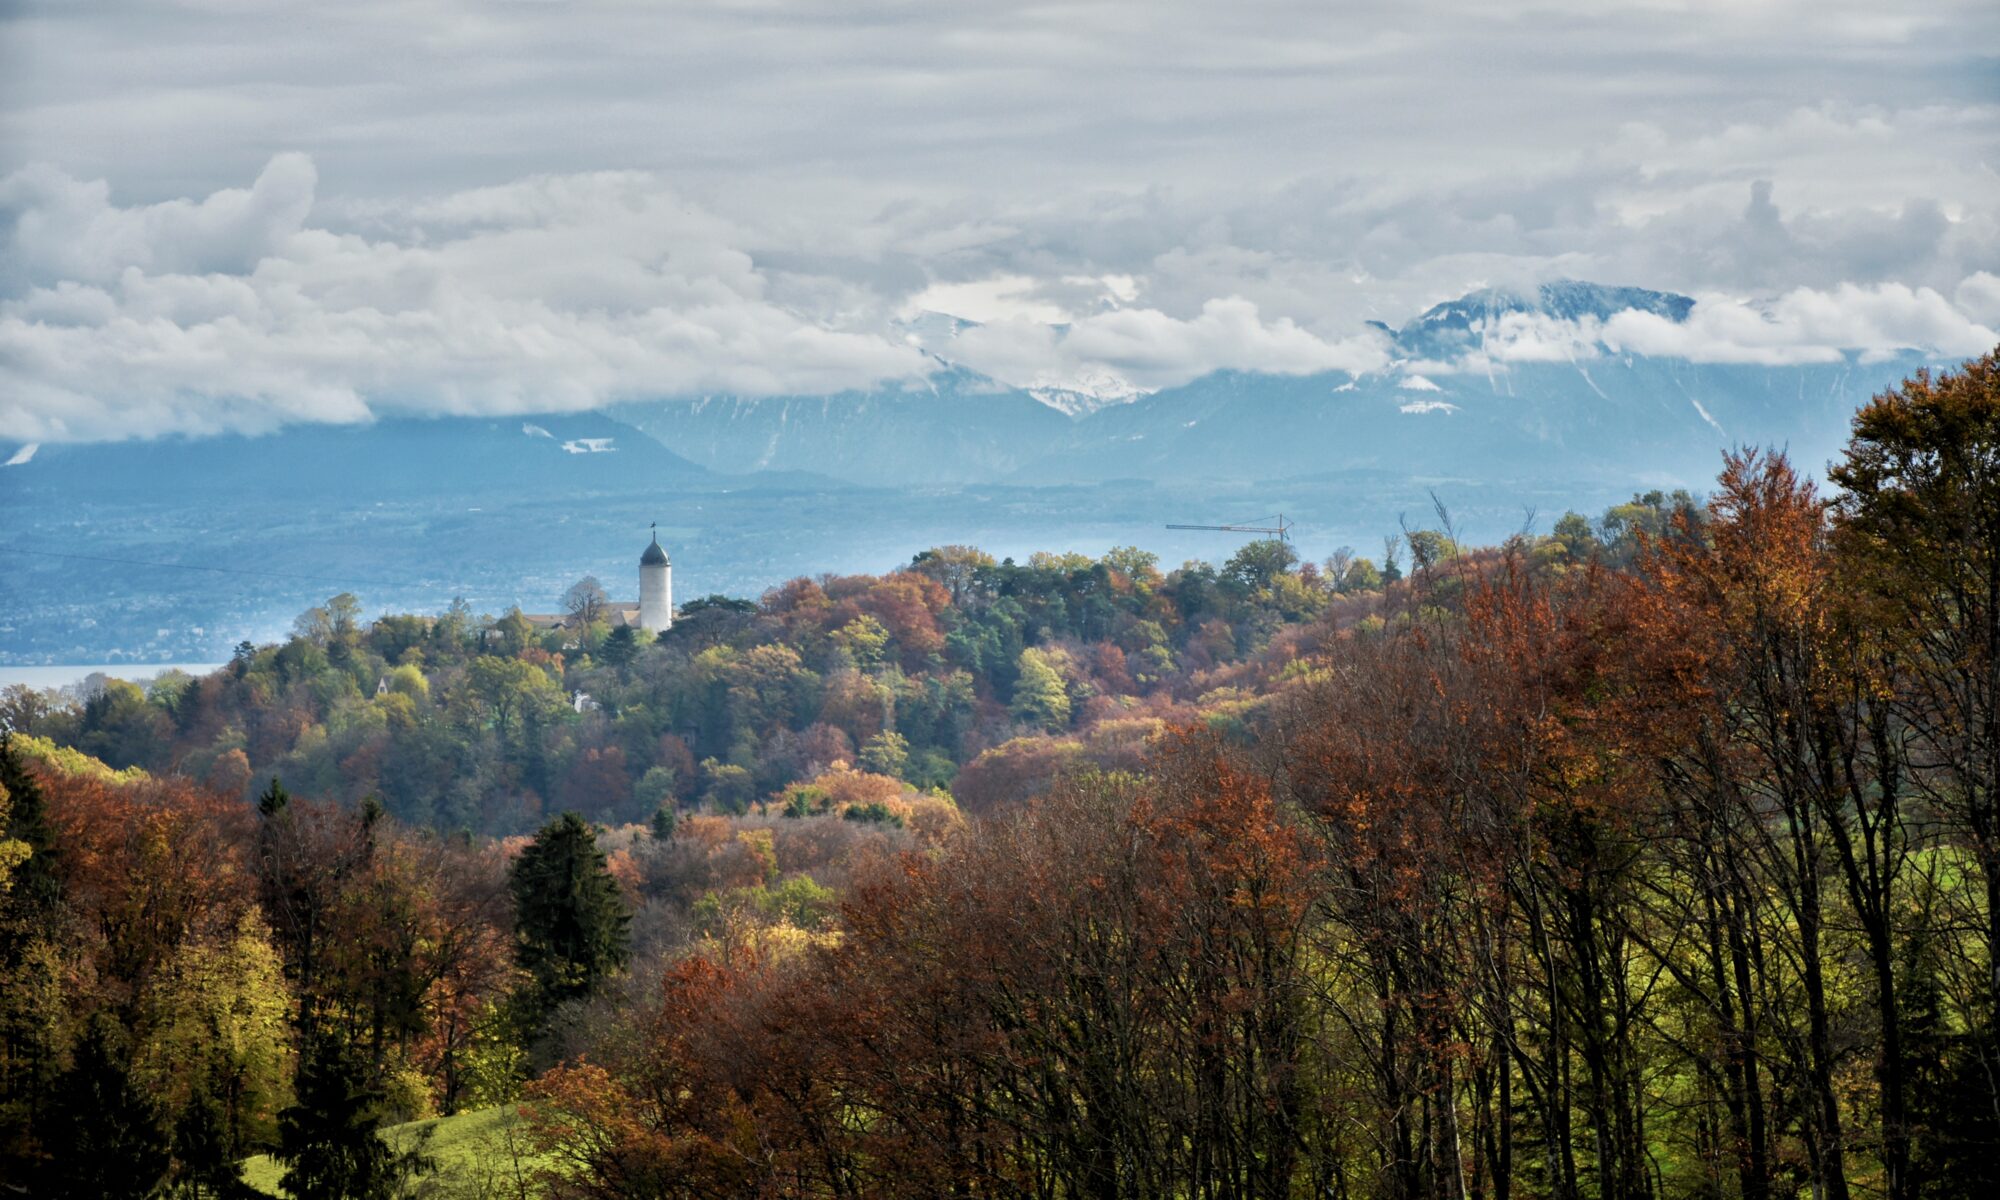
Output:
6 351 2000 1198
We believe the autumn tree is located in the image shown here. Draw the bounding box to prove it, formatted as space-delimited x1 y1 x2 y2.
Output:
1831 352 2000 1013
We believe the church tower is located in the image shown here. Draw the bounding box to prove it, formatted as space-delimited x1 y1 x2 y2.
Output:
639 526 673 633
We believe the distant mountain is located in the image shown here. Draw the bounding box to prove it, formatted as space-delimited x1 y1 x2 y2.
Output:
895 311 1143 419
1 279 1952 525
600 281 1934 491
1 411 717 502
1023 352 1913 489
1012 279 1909 486
1388 280 1696 361
611 363 1073 485
0 282 1958 663
1027 368 1147 418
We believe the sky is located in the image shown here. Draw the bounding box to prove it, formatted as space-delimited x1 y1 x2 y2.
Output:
1 0 1997 442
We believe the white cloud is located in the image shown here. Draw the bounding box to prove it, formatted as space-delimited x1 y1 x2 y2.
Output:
0 153 317 292
943 296 1389 392
0 159 929 442
901 275 1071 325
1958 272 2000 327
1602 283 1997 365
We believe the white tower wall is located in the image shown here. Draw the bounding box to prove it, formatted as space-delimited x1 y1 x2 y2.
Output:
639 560 673 632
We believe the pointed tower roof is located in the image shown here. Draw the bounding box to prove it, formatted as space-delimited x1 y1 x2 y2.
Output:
641 526 669 566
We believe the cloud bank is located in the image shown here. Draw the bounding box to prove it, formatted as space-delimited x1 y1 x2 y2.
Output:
0 1 1995 441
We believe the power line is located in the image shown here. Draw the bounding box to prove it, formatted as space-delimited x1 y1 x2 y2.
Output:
0 544 428 592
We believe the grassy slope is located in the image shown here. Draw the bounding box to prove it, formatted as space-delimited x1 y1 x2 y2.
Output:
241 1104 547 1198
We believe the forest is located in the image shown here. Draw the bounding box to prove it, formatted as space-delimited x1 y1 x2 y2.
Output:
2 348 1998 1198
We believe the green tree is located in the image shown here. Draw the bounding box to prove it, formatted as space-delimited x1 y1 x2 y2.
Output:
859 731 911 780
1103 545 1161 585
0 736 56 911
1222 538 1298 593
1010 648 1072 731
599 624 640 669
1552 510 1598 561
510 813 631 1017
1339 557 1382 593
277 1033 396 1200
465 656 560 743
1404 528 1456 571
136 913 293 1179
909 545 996 606
634 765 678 817
492 608 535 656
832 616 891 670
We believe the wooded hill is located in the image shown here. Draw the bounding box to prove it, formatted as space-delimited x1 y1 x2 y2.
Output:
2 348 1997 1199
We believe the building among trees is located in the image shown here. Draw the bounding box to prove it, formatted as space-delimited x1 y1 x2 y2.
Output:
505 528 675 638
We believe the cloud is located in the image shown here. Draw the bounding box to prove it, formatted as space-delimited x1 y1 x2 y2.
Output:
941 296 1389 392
2 151 1994 444
0 152 317 293
0 160 928 442
1426 282 1998 371
2 0 1997 448
1958 272 2000 326
1601 284 1998 365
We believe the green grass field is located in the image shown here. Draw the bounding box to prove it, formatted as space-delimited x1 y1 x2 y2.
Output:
241 1105 547 1198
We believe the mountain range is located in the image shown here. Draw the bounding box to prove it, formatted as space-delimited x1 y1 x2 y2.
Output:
5 281 1933 502
611 280 1927 490
0 280 1959 662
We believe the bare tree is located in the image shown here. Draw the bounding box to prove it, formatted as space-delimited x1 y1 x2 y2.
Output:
564 576 608 625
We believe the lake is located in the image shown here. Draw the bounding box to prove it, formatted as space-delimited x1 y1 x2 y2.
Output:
0 663 228 692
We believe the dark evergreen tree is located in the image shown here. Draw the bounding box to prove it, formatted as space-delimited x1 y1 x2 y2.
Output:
256 776 289 819
168 1071 265 1200
649 804 677 841
600 623 640 669
510 812 631 1016
42 1017 168 1200
276 1033 395 1200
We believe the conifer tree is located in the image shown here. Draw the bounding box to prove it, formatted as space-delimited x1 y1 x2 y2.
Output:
510 812 630 1017
256 776 289 819
600 623 640 669
277 1033 395 1200
44 1018 168 1199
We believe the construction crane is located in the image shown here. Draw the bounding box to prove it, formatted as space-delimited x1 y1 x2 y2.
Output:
1165 514 1293 544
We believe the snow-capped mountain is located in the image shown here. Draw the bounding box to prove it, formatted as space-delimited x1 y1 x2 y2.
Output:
17 283 1944 501
610 362 1072 485
604 281 1941 489
1384 280 1697 362
895 310 1148 418
1027 367 1148 418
